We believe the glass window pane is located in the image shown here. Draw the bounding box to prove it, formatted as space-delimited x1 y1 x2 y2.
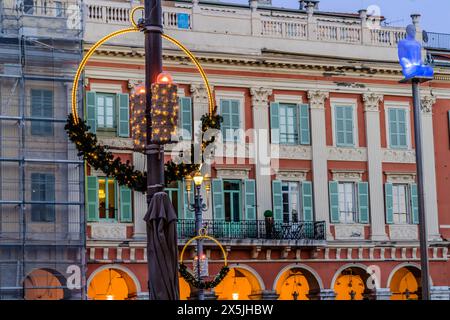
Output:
98 178 106 219
107 179 116 219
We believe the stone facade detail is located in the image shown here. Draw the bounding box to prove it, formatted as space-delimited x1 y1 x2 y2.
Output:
275 169 309 181
307 90 329 109
250 87 272 107
382 149 416 163
215 167 251 180
334 225 365 240
385 173 416 184
328 147 367 161
190 83 211 105
389 225 419 240
421 94 436 114
91 223 127 240
275 144 312 160
331 170 364 182
362 93 383 112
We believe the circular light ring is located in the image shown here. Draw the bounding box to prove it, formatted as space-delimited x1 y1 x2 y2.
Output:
179 234 228 267
71 7 215 124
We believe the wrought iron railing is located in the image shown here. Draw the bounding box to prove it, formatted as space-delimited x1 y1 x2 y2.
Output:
425 32 450 50
177 219 326 241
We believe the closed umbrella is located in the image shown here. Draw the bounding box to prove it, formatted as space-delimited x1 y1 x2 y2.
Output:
144 191 180 300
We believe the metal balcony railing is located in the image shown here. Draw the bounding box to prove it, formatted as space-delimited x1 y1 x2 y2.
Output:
177 219 326 241
425 32 450 51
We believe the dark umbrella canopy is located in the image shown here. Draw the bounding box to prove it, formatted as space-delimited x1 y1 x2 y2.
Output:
144 191 180 300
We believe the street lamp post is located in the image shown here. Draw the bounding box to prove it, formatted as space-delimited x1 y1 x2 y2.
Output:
188 172 209 300
398 23 434 300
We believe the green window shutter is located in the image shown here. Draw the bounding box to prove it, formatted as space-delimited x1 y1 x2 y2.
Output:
31 173 41 221
177 180 183 218
270 102 280 144
389 108 408 149
298 103 310 145
212 179 224 220
31 90 53 136
231 100 240 130
183 180 194 220
302 181 313 221
86 91 97 133
410 183 419 224
329 181 340 223
119 185 132 222
86 176 99 222
335 105 354 147
385 183 394 224
244 179 256 220
179 97 192 140
272 180 282 221
358 182 369 224
389 109 398 148
117 93 130 137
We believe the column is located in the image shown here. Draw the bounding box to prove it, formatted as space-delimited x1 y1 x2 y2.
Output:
363 93 388 241
190 84 213 220
250 87 273 219
420 95 441 241
133 152 147 239
308 91 332 239
249 0 261 36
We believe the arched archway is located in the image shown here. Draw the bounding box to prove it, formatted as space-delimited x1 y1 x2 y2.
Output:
214 265 263 300
388 264 422 300
24 268 67 300
179 274 191 300
332 264 372 300
87 265 140 300
273 264 323 300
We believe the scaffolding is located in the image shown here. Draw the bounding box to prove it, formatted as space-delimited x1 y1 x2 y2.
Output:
0 0 85 299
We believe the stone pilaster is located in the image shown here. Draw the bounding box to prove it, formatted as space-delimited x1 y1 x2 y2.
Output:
362 93 387 241
420 94 441 241
250 87 273 219
308 90 332 239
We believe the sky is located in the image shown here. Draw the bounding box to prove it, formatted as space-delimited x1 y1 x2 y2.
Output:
225 0 450 33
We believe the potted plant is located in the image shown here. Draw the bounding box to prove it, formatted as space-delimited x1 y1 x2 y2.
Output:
264 210 274 238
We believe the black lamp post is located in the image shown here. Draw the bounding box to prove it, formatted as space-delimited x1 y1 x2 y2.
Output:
186 172 210 300
398 23 434 300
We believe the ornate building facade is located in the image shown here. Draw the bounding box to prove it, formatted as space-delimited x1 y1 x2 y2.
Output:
83 0 450 300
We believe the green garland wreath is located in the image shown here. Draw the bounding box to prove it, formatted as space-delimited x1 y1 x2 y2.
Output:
179 262 229 289
64 112 222 193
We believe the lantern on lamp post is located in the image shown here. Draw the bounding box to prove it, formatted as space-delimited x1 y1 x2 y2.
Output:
130 72 179 151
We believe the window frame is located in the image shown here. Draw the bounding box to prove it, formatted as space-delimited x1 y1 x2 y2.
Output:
337 181 358 224
96 92 117 131
385 103 411 150
30 173 55 223
223 179 242 222
97 176 118 222
30 88 54 136
281 181 302 223
278 103 299 145
216 91 245 143
392 183 411 225
331 99 358 148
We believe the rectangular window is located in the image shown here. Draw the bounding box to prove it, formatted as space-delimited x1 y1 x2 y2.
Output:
223 180 241 222
279 104 298 144
392 184 410 224
98 177 117 220
388 108 408 149
31 173 55 222
220 99 240 142
281 181 301 223
31 89 53 136
54 1 63 17
24 0 34 14
334 105 355 147
338 182 357 223
96 93 116 130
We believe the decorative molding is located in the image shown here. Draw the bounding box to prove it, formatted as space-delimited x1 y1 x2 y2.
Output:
275 169 309 181
421 95 436 114
331 169 364 182
327 147 367 161
362 93 383 112
274 144 312 160
215 167 251 179
273 94 303 104
389 225 418 240
307 90 329 110
382 148 416 163
91 223 127 240
250 87 272 107
190 83 211 104
89 82 122 94
98 137 134 149
385 172 416 183
334 224 365 240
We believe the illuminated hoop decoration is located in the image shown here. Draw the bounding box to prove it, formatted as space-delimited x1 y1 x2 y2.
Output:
179 228 230 289
71 5 215 124
65 6 222 191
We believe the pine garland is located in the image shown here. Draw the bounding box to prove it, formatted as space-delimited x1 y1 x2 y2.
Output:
65 112 222 193
179 262 230 289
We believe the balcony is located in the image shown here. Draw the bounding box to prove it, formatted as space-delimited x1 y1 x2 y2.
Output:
84 0 408 62
177 219 326 243
425 32 450 51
